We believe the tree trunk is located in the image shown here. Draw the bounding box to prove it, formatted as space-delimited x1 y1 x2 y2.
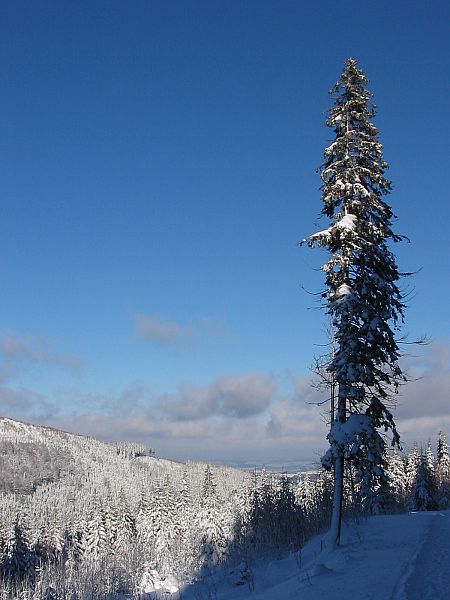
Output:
329 390 346 549
329 449 344 548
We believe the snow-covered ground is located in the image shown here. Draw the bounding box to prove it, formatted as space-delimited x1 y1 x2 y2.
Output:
174 511 450 600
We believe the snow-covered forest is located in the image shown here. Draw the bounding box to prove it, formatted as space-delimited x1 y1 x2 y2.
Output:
0 417 449 599
2 0 449 593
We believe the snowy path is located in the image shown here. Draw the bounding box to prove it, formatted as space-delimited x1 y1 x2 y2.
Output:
182 512 439 600
402 512 450 600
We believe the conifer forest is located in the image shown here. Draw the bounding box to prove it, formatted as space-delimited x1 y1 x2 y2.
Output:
0 416 449 599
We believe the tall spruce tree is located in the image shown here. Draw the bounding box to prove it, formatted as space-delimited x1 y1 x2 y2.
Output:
303 58 406 547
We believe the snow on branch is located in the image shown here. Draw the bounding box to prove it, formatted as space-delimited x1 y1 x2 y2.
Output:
301 213 357 246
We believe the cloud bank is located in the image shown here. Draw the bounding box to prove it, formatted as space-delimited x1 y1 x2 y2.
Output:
1 337 450 465
157 373 276 420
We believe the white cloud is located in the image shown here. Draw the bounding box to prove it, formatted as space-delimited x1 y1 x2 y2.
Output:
0 385 58 421
0 331 83 373
135 313 189 344
0 330 81 423
134 313 227 346
158 373 277 420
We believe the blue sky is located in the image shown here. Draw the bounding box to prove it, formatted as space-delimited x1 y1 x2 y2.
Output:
1 0 449 466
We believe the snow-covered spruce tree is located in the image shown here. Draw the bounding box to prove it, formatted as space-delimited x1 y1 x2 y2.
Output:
406 443 421 496
409 449 437 511
303 58 406 547
437 431 450 475
384 447 408 511
436 431 450 508
195 466 231 572
426 439 435 472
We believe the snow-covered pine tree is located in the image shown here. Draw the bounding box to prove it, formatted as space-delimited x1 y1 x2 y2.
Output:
436 431 450 508
201 465 217 504
437 431 450 475
274 474 304 550
0 515 36 581
194 467 232 572
85 503 107 560
114 490 136 558
384 447 408 510
303 58 406 547
406 443 421 495
409 449 436 511
295 473 316 515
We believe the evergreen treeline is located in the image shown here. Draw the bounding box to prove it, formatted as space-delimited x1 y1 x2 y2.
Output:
0 418 449 599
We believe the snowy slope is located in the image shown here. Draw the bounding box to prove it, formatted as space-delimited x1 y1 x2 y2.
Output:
180 511 450 600
0 415 187 493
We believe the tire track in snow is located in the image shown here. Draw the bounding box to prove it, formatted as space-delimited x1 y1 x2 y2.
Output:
403 512 450 600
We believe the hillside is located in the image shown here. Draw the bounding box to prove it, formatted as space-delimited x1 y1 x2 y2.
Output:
0 417 449 599
0 415 251 517
0 416 175 496
0 417 257 597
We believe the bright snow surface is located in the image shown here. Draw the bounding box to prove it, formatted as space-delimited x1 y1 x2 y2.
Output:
174 511 450 600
